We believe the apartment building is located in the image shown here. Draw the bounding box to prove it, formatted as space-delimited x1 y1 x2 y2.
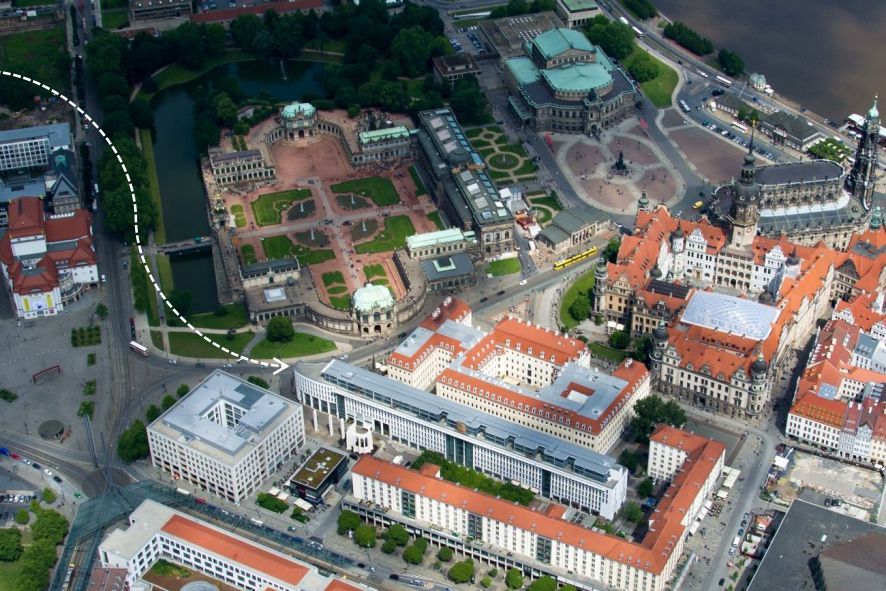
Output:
348 431 724 591
294 359 629 519
147 370 304 504
99 499 369 591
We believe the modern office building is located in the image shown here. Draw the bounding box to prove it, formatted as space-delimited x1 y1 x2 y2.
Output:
555 0 599 28
288 448 348 504
99 499 371 591
147 370 305 504
432 53 482 88
348 430 724 591
293 359 629 519
0 123 72 173
416 108 515 256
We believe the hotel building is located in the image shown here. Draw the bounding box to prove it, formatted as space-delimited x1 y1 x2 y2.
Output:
147 370 305 504
347 427 724 591
99 499 371 591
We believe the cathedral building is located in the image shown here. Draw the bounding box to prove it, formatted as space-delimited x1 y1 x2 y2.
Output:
712 98 879 250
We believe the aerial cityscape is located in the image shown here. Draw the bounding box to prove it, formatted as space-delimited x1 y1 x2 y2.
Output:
0 0 885 590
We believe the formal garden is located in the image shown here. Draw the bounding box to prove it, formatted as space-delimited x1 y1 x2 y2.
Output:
526 191 563 225
466 127 538 183
354 215 416 254
485 258 522 277
251 188 312 226
260 234 336 265
331 176 400 207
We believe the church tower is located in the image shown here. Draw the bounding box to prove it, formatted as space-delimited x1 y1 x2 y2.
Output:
847 96 880 212
727 133 761 249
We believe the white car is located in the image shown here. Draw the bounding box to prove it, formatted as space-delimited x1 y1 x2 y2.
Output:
21 458 31 465
43 468 53 477
519 279 528 286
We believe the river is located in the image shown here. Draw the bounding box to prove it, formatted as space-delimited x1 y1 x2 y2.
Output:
150 59 326 313
653 0 886 122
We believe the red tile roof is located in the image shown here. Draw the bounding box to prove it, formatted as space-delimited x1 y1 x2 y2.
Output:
790 392 847 429
461 316 586 371
834 292 886 332
354 439 723 577
419 297 471 331
7 197 44 239
161 515 309 586
190 0 324 24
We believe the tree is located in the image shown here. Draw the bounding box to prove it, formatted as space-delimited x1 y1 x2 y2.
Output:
662 21 713 56
447 559 475 584
354 524 376 548
718 49 745 77
95 303 108 319
630 395 688 442
161 394 177 411
231 14 264 51
386 523 410 546
14 510 28 525
266 316 295 342
403 537 428 564
526 576 557 591
618 449 639 473
382 538 397 553
146 404 162 422
623 0 657 19
176 384 190 398
41 488 57 504
214 92 239 129
449 75 490 125
168 289 193 319
604 237 621 263
248 376 270 389
117 420 150 462
30 508 69 546
0 528 23 561
627 52 659 83
129 99 154 129
569 295 590 323
585 16 634 61
638 477 655 498
608 330 631 350
337 510 361 535
437 546 454 561
621 501 643 523
481 576 492 588
506 568 524 589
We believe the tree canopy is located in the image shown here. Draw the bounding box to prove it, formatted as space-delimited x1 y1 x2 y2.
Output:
386 523 410 546
266 316 295 342
354 524 377 548
447 559 475 584
403 537 428 564
718 49 745 77
631 395 688 442
506 568 524 589
663 22 713 56
337 510 361 535
118 420 150 462
0 528 23 561
526 576 558 591
586 16 635 61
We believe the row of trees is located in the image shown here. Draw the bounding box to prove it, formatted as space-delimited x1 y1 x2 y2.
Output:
586 15 636 61
718 49 745 77
623 0 657 20
663 22 714 56
6 506 69 591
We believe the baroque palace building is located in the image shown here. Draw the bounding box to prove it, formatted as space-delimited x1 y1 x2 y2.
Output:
711 98 880 250
594 138 886 418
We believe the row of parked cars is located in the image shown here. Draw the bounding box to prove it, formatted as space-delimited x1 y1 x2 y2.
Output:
699 120 776 159
1 494 34 504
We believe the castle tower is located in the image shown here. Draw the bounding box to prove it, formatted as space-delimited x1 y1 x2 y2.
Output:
871 206 882 231
638 190 650 212
727 130 761 249
650 320 668 374
749 350 769 416
848 96 880 212
592 256 608 315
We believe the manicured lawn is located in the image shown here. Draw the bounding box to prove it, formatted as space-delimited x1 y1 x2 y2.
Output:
156 254 174 293
262 235 336 265
514 160 538 176
331 176 400 207
327 285 348 294
322 271 345 287
355 215 416 254
626 47 678 108
363 264 386 280
486 258 522 276
465 128 484 139
0 26 70 101
102 8 129 29
251 333 337 359
489 153 520 170
329 295 351 310
528 194 562 211
140 129 166 243
590 342 629 363
427 211 445 230
0 559 26 591
251 189 311 226
241 244 257 265
230 204 246 228
500 143 530 157
409 165 427 196
560 270 596 329
150 330 165 351
167 331 254 358
189 303 249 330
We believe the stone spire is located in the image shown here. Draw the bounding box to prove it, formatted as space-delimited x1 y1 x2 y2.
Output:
872 206 882 230
847 95 880 212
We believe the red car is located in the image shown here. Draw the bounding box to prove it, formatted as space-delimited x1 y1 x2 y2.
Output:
9 453 21 460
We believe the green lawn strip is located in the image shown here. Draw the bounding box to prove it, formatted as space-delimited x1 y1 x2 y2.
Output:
139 128 166 243
156 254 174 293
477 148 495 159
427 211 445 230
261 235 295 259
329 295 351 310
486 258 522 276
150 330 165 351
363 264 386 280
145 49 252 99
499 143 530 157
101 8 129 29
251 189 312 226
293 245 335 265
625 46 678 109
230 204 247 228
241 244 257 265
589 342 629 363
488 169 511 181
189 303 249 329
408 165 427 196
131 250 160 326
488 153 520 170
464 127 484 138
534 207 553 224
0 558 26 591
330 176 400 207
0 26 69 95
251 333 337 359
514 160 538 175
559 270 595 329
167 331 254 358
263 235 335 264
327 285 348 295
470 138 491 148
354 215 416 254
529 195 562 211
322 271 345 287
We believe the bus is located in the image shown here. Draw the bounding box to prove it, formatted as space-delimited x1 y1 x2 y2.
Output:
631 25 644 38
698 70 709 79
129 340 149 357
731 121 749 134
619 16 629 25
61 563 75 591
553 246 599 271
715 75 733 88
679 100 691 113
175 487 191 496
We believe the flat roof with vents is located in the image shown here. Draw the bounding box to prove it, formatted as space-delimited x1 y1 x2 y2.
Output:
291 448 346 490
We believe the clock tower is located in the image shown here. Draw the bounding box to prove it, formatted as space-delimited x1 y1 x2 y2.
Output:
727 130 761 249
